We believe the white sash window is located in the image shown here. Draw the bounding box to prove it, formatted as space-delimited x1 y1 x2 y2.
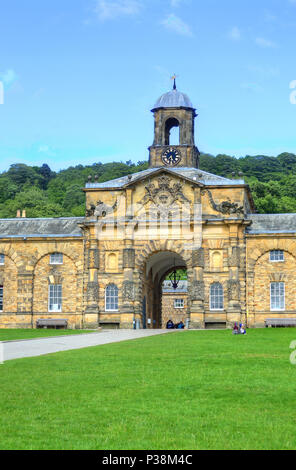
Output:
210 283 224 311
270 282 285 311
48 285 62 312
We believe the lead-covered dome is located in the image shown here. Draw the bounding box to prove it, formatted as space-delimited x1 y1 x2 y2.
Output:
152 88 194 110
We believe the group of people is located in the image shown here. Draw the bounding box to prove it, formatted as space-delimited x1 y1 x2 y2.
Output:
166 319 185 330
233 322 247 335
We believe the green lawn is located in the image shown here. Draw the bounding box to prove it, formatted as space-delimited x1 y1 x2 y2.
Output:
0 328 296 450
0 329 96 341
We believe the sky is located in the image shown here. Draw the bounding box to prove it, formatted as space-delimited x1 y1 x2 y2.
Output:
0 0 295 172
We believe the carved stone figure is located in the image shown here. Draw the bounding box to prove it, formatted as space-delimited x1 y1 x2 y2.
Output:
123 281 135 301
192 248 205 268
228 280 240 301
190 281 205 301
201 189 244 216
86 200 117 218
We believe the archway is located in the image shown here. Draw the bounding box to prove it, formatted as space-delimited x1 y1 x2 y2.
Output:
142 251 187 328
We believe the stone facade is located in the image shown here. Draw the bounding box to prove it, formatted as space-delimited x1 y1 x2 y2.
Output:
0 85 296 330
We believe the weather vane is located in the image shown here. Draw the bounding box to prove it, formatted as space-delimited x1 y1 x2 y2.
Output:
171 74 178 90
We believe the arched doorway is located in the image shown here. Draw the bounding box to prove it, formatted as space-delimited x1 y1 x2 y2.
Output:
142 251 187 328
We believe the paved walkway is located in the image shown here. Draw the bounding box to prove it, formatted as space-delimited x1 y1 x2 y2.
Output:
2 329 175 361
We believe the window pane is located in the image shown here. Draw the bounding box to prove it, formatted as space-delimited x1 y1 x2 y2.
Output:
270 282 285 310
49 284 62 312
105 284 119 311
270 250 284 262
0 254 4 265
50 253 63 264
210 283 224 310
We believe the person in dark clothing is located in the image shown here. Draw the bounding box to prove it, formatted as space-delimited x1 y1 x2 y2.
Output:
177 321 185 329
166 319 175 329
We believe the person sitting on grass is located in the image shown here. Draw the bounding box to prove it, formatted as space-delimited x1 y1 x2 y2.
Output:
232 322 239 335
240 323 247 335
166 319 175 329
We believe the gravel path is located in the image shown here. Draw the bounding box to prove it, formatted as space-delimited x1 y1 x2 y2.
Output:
2 329 176 361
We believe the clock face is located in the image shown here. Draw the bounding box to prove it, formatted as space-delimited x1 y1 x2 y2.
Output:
162 148 181 166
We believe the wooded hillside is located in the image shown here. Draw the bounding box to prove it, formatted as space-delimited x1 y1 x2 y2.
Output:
0 152 295 218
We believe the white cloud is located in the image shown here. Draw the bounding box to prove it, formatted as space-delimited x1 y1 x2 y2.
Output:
229 26 241 41
0 69 18 88
161 14 193 37
95 0 142 21
255 37 277 48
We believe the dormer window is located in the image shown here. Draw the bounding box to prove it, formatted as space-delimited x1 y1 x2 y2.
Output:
50 253 63 265
270 250 284 262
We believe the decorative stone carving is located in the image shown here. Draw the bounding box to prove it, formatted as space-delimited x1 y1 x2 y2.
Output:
87 282 99 302
123 248 135 269
228 247 240 267
139 175 190 219
190 281 205 301
192 248 205 268
86 200 117 218
227 280 240 301
123 281 135 301
88 248 100 270
201 189 244 216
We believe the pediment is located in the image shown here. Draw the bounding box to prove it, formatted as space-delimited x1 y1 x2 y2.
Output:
123 167 204 189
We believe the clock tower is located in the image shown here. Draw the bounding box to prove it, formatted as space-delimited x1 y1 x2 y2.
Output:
149 79 200 168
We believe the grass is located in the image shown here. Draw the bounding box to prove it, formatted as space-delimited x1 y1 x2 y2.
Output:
0 329 96 341
0 328 296 450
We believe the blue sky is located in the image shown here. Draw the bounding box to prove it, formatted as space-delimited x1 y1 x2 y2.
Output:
0 0 295 172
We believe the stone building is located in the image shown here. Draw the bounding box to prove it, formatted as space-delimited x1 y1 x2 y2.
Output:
0 83 296 329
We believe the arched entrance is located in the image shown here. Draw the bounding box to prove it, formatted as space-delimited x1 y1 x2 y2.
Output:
142 251 187 328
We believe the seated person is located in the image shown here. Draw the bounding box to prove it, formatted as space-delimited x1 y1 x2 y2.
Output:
166 319 175 329
240 323 247 335
177 321 185 329
232 322 239 335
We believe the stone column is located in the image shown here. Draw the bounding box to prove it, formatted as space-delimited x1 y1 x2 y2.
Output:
121 244 136 328
189 248 205 329
227 245 241 327
17 269 34 328
84 237 100 328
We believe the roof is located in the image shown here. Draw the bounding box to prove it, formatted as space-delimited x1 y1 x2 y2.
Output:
0 217 84 239
152 89 194 110
85 167 245 189
246 214 296 234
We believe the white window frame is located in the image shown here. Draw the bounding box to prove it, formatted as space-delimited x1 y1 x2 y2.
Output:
0 254 4 265
48 284 62 313
174 299 185 309
270 250 284 262
50 253 63 265
270 282 285 311
105 284 119 312
0 285 3 312
210 283 224 311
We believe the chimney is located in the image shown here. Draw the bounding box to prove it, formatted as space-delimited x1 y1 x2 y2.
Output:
16 210 21 218
22 210 26 218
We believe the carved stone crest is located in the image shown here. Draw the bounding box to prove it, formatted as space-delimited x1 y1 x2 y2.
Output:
139 175 190 219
